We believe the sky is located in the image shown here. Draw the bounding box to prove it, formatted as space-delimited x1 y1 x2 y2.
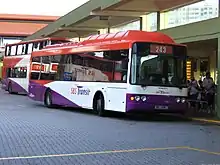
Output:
0 0 89 16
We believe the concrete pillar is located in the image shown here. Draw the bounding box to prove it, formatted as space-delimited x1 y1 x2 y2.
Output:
216 37 220 118
141 15 148 31
219 0 220 17
0 37 3 47
156 11 161 31
160 12 169 30
107 27 110 33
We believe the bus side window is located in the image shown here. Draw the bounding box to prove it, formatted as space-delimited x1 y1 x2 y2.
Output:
40 56 56 80
108 49 129 82
17 44 23 55
25 44 28 54
19 67 27 78
6 68 11 77
33 42 39 51
56 55 68 81
38 41 47 50
6 46 11 56
21 44 27 55
30 57 41 80
11 45 17 56
28 43 33 54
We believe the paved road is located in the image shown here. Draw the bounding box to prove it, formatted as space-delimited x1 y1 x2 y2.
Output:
0 89 219 165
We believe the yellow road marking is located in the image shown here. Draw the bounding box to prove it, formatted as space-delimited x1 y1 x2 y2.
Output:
0 146 186 161
184 147 220 156
0 146 219 161
191 118 220 124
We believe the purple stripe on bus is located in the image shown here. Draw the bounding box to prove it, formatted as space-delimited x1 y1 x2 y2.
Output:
28 81 47 102
50 90 80 107
4 79 27 94
126 93 187 113
29 81 80 108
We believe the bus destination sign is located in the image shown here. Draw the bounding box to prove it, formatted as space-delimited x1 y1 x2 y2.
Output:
150 44 173 54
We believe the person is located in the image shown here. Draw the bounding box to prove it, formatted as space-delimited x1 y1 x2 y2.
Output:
203 72 215 110
188 77 199 107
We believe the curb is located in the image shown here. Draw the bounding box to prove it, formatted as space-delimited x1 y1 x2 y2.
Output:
190 118 220 125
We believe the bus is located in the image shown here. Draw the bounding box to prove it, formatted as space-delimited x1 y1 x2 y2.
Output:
1 37 71 94
28 30 188 116
0 46 4 80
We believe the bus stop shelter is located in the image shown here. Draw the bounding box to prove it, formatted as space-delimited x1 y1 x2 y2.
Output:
24 0 202 40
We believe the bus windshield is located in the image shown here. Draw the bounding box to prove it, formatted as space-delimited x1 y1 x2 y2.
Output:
130 42 187 87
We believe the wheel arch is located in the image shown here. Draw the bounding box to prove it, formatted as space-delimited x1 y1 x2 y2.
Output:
92 90 105 109
44 87 51 102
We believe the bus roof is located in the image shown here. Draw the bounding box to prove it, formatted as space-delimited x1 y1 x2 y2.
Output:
43 41 78 49
6 37 71 46
32 30 186 57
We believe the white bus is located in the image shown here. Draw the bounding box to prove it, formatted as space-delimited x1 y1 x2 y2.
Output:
28 30 188 116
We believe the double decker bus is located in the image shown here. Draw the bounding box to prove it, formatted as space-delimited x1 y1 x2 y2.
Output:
0 46 4 80
28 30 188 116
2 37 70 94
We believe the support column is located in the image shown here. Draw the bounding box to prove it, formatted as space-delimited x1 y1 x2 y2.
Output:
216 37 220 118
139 17 143 31
107 27 110 33
219 1 220 17
141 15 148 31
156 11 161 31
0 37 3 47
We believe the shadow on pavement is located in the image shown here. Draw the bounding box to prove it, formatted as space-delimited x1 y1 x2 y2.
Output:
33 103 192 123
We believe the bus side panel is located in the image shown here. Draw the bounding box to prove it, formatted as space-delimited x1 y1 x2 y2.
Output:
44 81 96 109
125 85 188 113
29 80 48 102
8 78 27 93
2 55 30 94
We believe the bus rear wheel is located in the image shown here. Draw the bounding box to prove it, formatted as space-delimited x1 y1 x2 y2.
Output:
8 83 13 94
44 90 53 108
94 94 105 117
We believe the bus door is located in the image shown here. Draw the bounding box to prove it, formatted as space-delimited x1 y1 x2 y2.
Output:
106 60 128 112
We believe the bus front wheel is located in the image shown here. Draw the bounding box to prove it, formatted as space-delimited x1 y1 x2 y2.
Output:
44 90 53 108
94 93 105 117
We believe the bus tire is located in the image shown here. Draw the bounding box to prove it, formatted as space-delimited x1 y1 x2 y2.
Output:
8 82 13 94
44 89 53 108
94 93 105 117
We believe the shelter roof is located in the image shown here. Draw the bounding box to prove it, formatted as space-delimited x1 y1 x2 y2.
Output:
23 0 203 40
0 22 47 36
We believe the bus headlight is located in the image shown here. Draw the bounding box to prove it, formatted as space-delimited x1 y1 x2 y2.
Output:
176 98 181 103
181 98 186 103
135 96 140 101
141 96 147 101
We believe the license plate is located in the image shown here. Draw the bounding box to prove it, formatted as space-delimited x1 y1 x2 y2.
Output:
155 105 168 110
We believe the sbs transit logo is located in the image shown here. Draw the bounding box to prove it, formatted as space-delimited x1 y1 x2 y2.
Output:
71 86 90 95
